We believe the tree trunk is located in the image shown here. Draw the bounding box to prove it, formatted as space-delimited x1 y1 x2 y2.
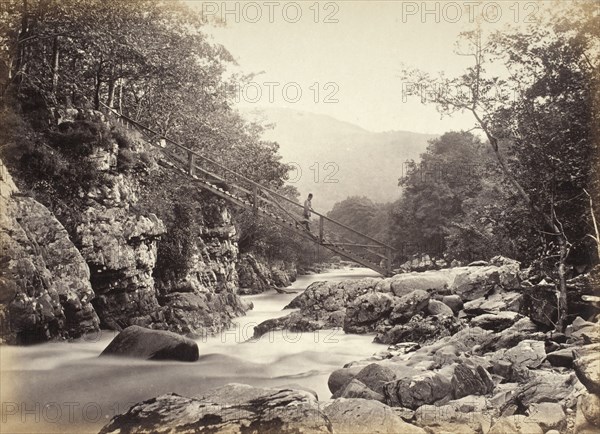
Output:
107 78 116 108
117 78 124 113
50 35 60 100
94 68 102 110
14 0 30 86
556 234 569 331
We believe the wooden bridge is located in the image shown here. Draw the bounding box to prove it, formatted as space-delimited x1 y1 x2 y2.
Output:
100 103 396 276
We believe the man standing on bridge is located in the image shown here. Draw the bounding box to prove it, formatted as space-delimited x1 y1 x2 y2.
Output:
303 193 314 232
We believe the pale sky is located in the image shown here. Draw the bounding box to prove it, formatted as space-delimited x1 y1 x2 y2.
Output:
189 1 555 134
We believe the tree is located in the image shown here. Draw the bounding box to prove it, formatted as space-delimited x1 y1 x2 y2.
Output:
1 0 306 271
402 2 599 329
390 131 498 261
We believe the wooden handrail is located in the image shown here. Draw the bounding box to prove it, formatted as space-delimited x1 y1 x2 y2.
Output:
100 102 396 252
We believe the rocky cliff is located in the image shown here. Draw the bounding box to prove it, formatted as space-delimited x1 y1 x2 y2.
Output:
1 109 251 342
67 109 249 336
236 253 297 294
155 201 249 337
0 159 100 344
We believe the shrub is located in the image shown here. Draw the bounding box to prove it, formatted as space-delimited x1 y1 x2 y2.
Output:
117 148 136 172
48 120 112 157
155 202 199 283
112 125 137 150
139 151 154 167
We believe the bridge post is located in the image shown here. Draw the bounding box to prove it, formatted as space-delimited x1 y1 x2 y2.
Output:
188 152 195 176
386 247 393 274
319 216 324 244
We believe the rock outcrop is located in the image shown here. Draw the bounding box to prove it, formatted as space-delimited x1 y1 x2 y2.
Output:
2 110 254 342
62 111 248 336
253 261 523 341
0 159 100 343
156 201 249 336
236 253 297 294
78 205 166 330
100 384 332 434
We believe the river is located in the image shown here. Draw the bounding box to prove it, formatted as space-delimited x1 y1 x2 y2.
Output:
0 267 386 433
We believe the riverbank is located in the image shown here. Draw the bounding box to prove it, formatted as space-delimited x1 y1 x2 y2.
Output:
95 259 600 434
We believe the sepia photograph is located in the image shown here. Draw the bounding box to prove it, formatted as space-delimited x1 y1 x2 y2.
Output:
0 0 598 433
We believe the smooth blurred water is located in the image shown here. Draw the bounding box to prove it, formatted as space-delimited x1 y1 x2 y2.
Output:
0 267 386 433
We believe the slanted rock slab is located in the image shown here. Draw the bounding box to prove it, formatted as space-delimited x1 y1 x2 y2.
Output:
384 372 453 409
100 384 332 434
333 379 385 402
526 402 566 432
353 363 397 396
324 398 426 434
451 364 494 399
488 416 543 434
574 344 600 394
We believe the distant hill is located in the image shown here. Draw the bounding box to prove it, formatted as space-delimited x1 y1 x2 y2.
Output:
241 107 437 211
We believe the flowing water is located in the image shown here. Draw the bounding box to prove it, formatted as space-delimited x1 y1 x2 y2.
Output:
0 267 386 433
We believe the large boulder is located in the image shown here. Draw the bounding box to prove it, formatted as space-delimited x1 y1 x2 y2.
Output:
470 311 521 331
328 366 363 395
253 310 337 338
384 372 453 409
324 398 426 434
488 340 546 377
375 314 462 346
450 263 520 302
100 384 332 434
499 370 576 411
285 278 380 310
100 325 199 361
570 317 600 345
545 347 575 368
353 363 397 395
478 317 543 353
389 272 453 297
389 290 430 324
580 392 600 428
575 393 600 434
344 292 396 333
414 396 494 434
427 299 454 317
526 402 566 432
462 291 522 315
441 295 464 314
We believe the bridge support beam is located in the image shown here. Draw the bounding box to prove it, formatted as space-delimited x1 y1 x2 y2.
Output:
188 152 195 176
319 216 324 243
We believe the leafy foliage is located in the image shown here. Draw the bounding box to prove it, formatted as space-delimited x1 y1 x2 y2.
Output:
398 2 599 271
0 0 315 268
154 202 198 282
